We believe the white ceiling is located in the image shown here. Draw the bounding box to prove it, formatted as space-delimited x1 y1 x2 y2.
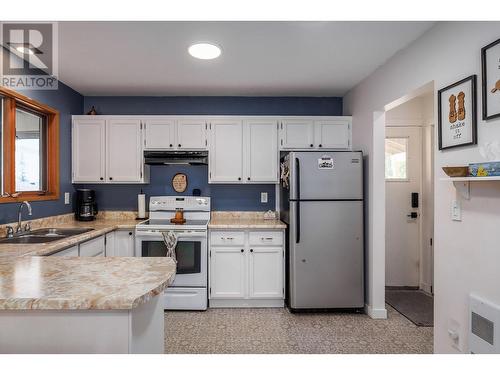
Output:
58 21 434 96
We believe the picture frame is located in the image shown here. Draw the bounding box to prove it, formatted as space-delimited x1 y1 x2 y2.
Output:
438 75 477 150
481 38 500 120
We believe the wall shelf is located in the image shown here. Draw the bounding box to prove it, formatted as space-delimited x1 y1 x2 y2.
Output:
441 176 500 199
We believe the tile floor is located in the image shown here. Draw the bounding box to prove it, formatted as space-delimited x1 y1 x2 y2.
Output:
164 304 433 354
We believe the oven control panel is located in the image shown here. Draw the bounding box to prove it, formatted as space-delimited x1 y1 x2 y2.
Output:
149 196 210 212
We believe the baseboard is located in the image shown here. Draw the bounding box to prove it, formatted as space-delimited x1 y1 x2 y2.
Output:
419 282 433 294
209 299 284 308
365 303 387 319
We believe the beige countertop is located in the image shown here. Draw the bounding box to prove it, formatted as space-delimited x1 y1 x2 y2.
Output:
0 213 142 258
0 256 176 310
208 211 286 229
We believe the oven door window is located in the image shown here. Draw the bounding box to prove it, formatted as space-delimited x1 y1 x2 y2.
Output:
141 240 201 274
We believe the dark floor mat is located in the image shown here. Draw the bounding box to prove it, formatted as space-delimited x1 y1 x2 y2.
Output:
385 289 433 327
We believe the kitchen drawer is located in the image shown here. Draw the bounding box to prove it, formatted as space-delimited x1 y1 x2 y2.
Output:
79 235 105 257
249 231 283 246
210 231 245 246
51 245 79 257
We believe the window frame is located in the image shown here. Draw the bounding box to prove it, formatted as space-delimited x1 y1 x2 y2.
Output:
0 86 59 203
385 136 410 182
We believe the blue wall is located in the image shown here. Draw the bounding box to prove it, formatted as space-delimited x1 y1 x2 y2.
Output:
0 82 83 224
75 165 276 212
80 96 343 212
83 96 342 116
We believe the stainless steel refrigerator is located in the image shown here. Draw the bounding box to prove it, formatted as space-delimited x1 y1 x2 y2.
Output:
280 151 364 310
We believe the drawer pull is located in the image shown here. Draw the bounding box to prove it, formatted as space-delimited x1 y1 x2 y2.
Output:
261 237 274 241
222 237 234 240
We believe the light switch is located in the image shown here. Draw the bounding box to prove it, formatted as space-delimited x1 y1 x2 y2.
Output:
64 192 70 205
261 192 268 203
451 200 461 221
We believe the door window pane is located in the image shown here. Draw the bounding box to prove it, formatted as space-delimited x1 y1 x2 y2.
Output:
15 108 47 191
385 137 408 180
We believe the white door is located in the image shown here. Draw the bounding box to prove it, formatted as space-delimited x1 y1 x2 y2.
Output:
72 119 106 182
209 120 244 182
144 118 175 149
314 119 350 149
210 247 246 299
245 120 278 183
248 247 283 299
106 119 142 182
177 119 207 149
385 127 422 287
280 119 314 149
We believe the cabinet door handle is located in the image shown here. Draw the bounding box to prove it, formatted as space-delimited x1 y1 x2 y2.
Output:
319 144 323 148
310 144 314 147
247 177 250 181
261 237 273 241
238 177 241 181
129 232 133 236
178 144 182 147
100 177 104 181
250 249 253 252
240 249 244 253
109 177 113 181
169 144 173 147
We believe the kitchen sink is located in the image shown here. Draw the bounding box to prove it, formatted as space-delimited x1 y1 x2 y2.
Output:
0 228 94 244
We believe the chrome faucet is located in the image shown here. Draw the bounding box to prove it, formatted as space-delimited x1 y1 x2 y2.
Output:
16 201 32 233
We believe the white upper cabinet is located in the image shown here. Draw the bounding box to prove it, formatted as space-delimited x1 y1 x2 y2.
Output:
314 119 350 149
280 119 315 149
177 119 207 149
144 118 175 149
72 118 106 182
106 119 143 182
280 117 352 150
244 119 278 183
143 117 207 150
72 116 148 184
209 119 244 183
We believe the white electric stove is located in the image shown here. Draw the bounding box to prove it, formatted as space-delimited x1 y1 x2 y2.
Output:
135 196 210 310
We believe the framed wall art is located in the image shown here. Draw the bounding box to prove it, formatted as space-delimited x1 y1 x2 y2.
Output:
481 38 500 120
438 75 477 150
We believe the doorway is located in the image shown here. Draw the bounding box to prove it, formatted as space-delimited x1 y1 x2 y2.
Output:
384 92 434 327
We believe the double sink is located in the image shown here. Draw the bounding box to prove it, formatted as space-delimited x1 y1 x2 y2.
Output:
0 228 94 244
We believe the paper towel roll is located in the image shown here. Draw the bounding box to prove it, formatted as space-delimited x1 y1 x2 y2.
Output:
138 193 146 219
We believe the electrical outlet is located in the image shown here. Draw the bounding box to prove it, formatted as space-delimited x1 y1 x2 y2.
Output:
451 200 461 221
261 192 268 203
64 192 70 205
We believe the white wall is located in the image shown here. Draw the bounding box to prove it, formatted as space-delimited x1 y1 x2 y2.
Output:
385 95 434 293
343 22 500 353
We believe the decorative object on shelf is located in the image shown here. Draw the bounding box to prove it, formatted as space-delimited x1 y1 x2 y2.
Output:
86 106 97 115
481 38 500 120
469 161 500 177
438 75 477 150
170 208 186 224
263 210 277 220
442 166 469 177
172 173 187 193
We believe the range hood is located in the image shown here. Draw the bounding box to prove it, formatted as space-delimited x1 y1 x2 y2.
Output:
144 150 208 165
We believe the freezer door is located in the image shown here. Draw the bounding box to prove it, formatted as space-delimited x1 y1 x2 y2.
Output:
289 151 363 200
288 200 364 309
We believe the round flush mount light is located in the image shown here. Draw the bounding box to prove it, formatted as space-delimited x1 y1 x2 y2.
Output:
188 43 221 60
16 46 34 55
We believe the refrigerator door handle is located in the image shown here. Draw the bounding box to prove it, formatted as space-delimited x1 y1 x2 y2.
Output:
295 157 300 243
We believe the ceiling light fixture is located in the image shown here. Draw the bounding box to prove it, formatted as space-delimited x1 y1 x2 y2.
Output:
16 46 34 55
188 43 221 60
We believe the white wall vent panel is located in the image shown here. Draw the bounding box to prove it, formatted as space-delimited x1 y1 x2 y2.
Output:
469 294 500 353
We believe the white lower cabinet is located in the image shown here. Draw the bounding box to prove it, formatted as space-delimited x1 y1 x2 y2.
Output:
105 230 135 257
79 235 106 257
209 229 285 308
51 245 79 257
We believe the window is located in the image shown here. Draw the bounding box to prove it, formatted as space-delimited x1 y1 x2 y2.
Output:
385 137 408 180
1 86 59 203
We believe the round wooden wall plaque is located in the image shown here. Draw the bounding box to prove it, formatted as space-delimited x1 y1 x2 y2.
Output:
172 173 188 193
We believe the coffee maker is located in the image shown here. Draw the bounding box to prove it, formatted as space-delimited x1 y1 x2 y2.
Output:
75 189 98 221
